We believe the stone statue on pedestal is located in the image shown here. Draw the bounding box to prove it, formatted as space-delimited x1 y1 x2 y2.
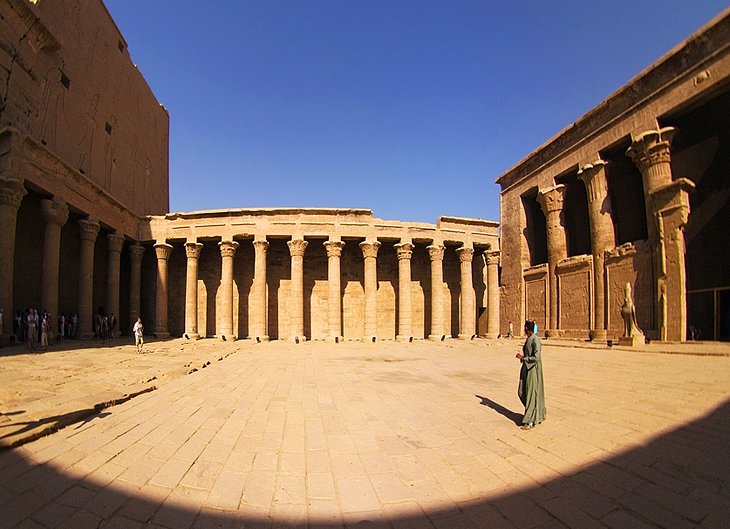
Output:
619 282 644 346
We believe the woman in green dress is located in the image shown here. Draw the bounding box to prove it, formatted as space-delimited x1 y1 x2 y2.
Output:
516 320 546 430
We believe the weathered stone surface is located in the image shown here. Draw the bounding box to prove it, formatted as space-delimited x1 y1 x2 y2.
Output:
496 11 730 341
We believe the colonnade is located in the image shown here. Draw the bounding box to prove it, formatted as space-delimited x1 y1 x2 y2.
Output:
0 177 145 340
168 236 501 342
533 126 693 341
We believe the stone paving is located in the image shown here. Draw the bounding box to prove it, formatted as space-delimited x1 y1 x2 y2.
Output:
0 337 729 528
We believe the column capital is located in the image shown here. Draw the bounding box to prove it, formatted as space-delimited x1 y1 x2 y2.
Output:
40 198 69 227
185 241 203 259
427 244 445 262
253 239 270 251
626 126 676 172
359 240 381 259
456 245 474 263
219 240 239 258
577 159 609 204
287 238 308 257
395 242 414 260
107 233 125 254
324 240 345 258
129 244 145 263
485 250 501 266
0 177 27 209
537 184 566 216
78 219 100 242
154 242 173 261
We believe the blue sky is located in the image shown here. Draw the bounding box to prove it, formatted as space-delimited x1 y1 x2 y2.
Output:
105 1 727 224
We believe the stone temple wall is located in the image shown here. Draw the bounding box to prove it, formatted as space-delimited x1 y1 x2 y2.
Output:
496 9 730 342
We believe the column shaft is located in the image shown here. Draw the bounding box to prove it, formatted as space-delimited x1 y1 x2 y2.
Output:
40 199 68 318
427 245 445 340
395 243 414 341
457 246 475 339
106 234 125 334
578 160 615 341
537 185 567 336
287 239 308 341
77 220 100 339
324 240 345 342
252 239 269 341
154 242 173 338
359 241 380 341
485 251 501 339
0 178 26 337
218 241 239 340
184 242 203 339
128 244 145 330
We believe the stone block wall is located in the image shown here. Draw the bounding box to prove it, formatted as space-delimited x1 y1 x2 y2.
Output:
0 0 169 218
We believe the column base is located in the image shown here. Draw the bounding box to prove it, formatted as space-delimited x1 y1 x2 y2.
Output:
291 336 307 344
362 335 378 343
457 333 475 340
428 334 446 342
252 335 270 343
484 333 499 339
396 335 413 343
589 329 608 342
219 334 236 342
154 332 170 339
183 332 201 340
545 329 560 338
329 336 344 343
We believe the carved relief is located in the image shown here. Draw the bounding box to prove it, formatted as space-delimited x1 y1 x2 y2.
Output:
219 240 239 258
324 240 345 258
359 241 381 259
185 242 203 260
395 242 414 260
287 239 308 257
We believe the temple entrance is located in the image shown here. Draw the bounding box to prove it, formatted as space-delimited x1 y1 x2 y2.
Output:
664 88 730 340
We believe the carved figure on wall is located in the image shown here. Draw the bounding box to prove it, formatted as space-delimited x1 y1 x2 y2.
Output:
77 93 100 175
620 282 644 339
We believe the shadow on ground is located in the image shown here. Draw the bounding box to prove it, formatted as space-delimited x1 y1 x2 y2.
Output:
475 395 523 426
1 399 729 528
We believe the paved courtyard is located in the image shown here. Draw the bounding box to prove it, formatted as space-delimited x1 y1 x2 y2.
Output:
1 337 729 528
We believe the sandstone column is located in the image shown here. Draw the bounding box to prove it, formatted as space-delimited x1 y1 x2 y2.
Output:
457 245 475 339
427 244 445 340
395 242 414 342
218 240 239 341
40 198 68 318
359 240 381 342
287 239 308 342
578 160 615 342
251 238 269 342
324 240 345 342
77 220 100 339
153 242 173 338
627 126 692 341
128 244 145 328
0 177 26 337
537 185 567 337
485 250 501 339
106 233 125 334
184 241 203 339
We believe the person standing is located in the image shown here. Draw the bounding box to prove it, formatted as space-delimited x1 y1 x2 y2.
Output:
516 319 546 430
133 317 144 353
40 313 49 351
27 308 37 350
